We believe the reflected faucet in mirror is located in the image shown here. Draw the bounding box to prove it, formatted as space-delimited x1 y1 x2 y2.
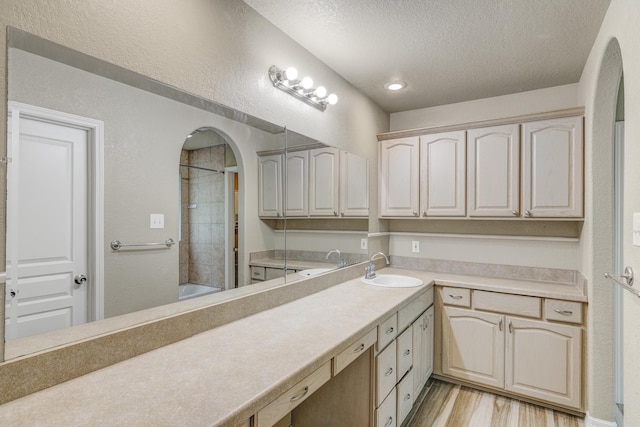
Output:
325 249 347 268
364 252 390 279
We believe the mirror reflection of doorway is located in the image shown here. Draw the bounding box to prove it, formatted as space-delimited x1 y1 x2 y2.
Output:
178 128 238 301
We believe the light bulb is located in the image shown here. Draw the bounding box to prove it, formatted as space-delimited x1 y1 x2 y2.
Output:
284 67 298 82
301 77 313 90
327 94 338 105
315 86 327 98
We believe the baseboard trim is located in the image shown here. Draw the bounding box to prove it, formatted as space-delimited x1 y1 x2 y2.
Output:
585 412 618 427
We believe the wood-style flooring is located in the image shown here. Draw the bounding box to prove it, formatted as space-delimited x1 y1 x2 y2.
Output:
407 379 585 427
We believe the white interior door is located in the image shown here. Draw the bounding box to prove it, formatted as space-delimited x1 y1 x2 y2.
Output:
5 110 90 340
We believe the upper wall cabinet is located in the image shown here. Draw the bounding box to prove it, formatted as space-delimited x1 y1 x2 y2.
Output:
258 154 282 218
379 137 420 217
420 131 466 217
285 151 309 217
340 150 369 217
258 148 369 219
522 117 583 218
468 125 520 217
378 112 584 220
309 147 339 216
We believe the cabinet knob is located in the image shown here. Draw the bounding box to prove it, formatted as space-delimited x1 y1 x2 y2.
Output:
289 386 309 402
385 367 394 377
403 349 411 356
334 211 338 216
525 210 531 217
386 326 394 335
413 211 418 216
353 343 365 353
512 210 519 216
385 417 393 427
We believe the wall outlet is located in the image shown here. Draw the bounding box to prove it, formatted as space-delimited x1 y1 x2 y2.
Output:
412 240 420 253
150 213 165 229
361 238 368 250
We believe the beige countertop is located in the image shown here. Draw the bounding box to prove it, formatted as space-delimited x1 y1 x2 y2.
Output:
0 267 586 425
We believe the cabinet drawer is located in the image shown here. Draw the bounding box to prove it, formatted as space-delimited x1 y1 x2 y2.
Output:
376 341 397 407
473 290 541 318
250 266 265 281
396 327 413 380
256 361 331 427
333 328 377 375
378 313 398 351
544 299 583 324
376 388 397 427
398 289 433 331
397 371 414 426
440 287 471 307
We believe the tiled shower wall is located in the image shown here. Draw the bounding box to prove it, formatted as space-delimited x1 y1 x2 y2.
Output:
179 146 226 289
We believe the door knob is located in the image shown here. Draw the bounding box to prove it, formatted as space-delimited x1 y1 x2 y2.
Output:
74 274 87 287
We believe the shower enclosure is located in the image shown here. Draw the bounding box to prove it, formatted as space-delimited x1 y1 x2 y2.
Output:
179 139 236 297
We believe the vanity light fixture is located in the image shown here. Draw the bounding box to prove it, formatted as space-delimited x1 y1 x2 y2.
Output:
385 81 407 91
269 65 338 112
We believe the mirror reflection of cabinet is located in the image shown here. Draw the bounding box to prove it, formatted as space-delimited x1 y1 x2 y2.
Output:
258 154 283 218
259 148 369 219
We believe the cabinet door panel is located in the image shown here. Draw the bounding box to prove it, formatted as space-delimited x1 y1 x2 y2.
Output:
505 317 582 409
285 151 308 217
468 125 519 217
379 138 419 217
258 155 282 217
420 131 466 216
522 117 583 217
340 150 369 217
309 147 339 216
442 306 504 388
412 306 434 398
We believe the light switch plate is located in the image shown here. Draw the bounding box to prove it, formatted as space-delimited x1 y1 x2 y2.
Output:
150 214 165 229
412 240 420 253
634 213 640 246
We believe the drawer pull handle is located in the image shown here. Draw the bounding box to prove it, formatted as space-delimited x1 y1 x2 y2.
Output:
554 309 573 316
386 326 394 335
449 294 463 300
290 386 309 402
353 343 365 353
423 317 430 330
499 319 503 331
508 320 513 334
404 393 411 401
385 417 393 427
403 349 410 356
385 367 394 377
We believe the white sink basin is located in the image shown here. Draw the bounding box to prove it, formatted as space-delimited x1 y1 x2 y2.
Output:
298 268 334 277
361 274 423 288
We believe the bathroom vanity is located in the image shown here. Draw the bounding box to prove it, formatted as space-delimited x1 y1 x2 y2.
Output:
0 265 586 426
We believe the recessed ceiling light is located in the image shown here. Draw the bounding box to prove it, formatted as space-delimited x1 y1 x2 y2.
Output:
385 81 407 91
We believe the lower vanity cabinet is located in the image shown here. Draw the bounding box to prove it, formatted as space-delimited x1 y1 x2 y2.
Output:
412 305 434 398
255 361 332 427
438 286 584 411
375 288 435 427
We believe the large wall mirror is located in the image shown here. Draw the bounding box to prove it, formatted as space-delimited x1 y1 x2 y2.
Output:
3 29 369 361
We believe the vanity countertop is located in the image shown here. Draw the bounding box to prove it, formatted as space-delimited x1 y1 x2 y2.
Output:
0 267 586 426
249 258 337 271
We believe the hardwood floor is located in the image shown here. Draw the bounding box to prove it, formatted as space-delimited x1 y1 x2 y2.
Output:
406 379 585 427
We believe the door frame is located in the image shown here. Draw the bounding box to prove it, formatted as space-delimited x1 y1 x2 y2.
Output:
7 101 105 321
614 120 624 425
224 166 238 290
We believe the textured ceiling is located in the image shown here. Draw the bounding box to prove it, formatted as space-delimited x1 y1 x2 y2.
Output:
244 0 611 113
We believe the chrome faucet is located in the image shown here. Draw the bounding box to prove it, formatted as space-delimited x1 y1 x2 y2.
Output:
325 249 347 268
365 252 390 279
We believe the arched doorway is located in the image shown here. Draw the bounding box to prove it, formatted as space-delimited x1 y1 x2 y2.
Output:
178 127 241 299
589 37 623 424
